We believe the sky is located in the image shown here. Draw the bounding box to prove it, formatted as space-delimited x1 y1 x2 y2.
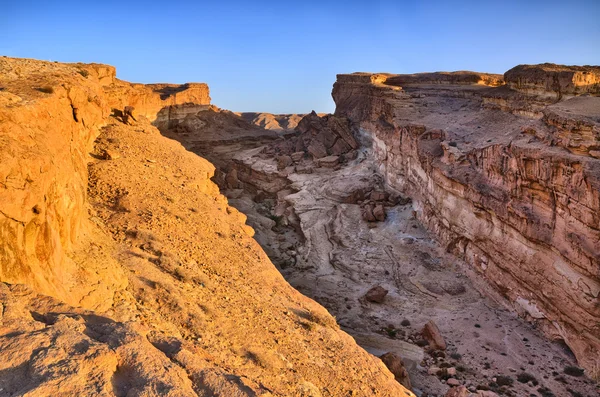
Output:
1 0 599 113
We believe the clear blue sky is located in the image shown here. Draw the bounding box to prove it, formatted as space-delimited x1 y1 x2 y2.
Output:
2 0 599 113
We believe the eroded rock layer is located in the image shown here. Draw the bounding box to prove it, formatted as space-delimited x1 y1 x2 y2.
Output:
0 57 410 396
332 67 600 379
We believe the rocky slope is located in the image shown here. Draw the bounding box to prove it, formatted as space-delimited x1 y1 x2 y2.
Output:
332 66 600 380
0 57 411 396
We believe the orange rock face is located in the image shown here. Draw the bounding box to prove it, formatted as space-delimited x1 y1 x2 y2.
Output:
332 66 600 379
0 57 412 396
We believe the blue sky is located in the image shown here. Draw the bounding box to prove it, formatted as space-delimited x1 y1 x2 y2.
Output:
2 0 599 113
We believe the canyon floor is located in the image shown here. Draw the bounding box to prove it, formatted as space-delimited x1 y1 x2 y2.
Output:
163 109 599 397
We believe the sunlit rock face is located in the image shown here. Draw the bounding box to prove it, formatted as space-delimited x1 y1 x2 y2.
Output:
332 66 600 379
0 57 412 397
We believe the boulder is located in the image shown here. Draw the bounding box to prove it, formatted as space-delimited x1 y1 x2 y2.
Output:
379 352 411 389
276 155 293 170
421 320 446 350
373 204 386 221
291 151 304 162
365 286 388 303
307 141 328 159
317 155 339 168
446 378 460 386
362 205 376 222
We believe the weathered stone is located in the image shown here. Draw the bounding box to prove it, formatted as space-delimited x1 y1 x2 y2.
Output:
379 352 411 389
330 138 351 156
446 378 460 386
445 385 469 397
365 285 388 303
307 141 328 159
291 151 305 162
362 205 376 222
373 204 386 221
317 155 339 168
421 320 446 350
276 155 293 170
101 149 120 160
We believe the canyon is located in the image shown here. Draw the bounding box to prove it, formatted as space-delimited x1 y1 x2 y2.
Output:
0 56 598 397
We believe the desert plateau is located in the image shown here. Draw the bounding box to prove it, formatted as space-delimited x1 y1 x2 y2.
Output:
1 2 599 396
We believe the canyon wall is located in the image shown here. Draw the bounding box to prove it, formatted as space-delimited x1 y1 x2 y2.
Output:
332 68 600 379
0 58 126 310
0 57 410 396
0 58 209 310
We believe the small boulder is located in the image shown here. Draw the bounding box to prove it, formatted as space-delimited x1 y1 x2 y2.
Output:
362 205 376 222
101 149 120 160
444 386 468 397
276 155 293 170
317 155 339 168
421 320 446 350
379 352 411 389
365 285 388 303
373 204 386 221
295 164 314 174
446 378 460 386
307 141 328 159
291 151 305 162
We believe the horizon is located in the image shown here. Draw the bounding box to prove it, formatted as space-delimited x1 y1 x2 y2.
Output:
2 0 599 114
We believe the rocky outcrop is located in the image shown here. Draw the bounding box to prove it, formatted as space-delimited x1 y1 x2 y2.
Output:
237 112 307 132
0 57 126 310
504 63 600 98
0 57 412 396
264 111 358 160
75 62 212 128
332 65 600 379
384 71 504 87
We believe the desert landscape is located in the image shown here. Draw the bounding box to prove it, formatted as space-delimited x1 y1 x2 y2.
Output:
0 54 598 397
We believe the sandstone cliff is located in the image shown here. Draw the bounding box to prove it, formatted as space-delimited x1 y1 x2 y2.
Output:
0 57 411 396
332 66 600 380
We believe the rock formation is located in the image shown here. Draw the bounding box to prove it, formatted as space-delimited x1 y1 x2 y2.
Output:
3 55 598 397
237 112 308 132
0 57 411 396
332 65 600 379
163 68 599 396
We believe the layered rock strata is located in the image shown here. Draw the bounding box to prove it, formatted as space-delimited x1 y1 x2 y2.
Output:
332 66 600 379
